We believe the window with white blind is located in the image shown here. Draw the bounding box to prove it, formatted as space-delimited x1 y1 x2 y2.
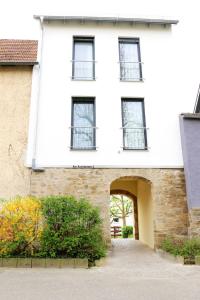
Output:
72 37 95 80
71 98 96 150
122 99 147 150
119 38 142 81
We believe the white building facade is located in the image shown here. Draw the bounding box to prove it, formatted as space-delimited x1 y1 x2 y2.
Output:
27 17 183 168
26 16 190 248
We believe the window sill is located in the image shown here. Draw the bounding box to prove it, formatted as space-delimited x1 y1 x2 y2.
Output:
123 147 149 151
70 148 97 151
120 79 144 82
71 78 96 81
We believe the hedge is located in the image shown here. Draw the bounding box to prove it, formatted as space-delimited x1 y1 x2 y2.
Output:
0 195 106 262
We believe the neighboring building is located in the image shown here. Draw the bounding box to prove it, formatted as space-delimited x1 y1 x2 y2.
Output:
1 16 197 249
0 39 38 198
180 109 200 239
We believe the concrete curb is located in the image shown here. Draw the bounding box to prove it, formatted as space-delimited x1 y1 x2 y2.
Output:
195 256 200 265
95 257 108 267
0 258 89 269
156 249 195 265
156 249 177 263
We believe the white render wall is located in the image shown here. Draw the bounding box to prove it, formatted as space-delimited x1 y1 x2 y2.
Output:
26 21 193 168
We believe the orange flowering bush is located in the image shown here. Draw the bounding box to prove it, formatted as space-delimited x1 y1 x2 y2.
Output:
0 196 43 257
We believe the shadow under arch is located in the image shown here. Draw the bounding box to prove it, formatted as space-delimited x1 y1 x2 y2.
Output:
111 175 152 184
110 189 139 240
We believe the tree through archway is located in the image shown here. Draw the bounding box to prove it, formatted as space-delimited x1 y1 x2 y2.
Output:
110 189 139 240
110 194 133 227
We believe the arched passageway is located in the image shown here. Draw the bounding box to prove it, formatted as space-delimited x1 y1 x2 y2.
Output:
110 189 139 240
110 176 154 248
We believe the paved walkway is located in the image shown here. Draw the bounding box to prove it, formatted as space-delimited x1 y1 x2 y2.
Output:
0 239 200 300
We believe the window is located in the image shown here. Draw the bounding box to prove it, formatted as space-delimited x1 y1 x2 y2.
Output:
121 99 147 150
71 98 96 150
72 37 95 80
119 38 142 81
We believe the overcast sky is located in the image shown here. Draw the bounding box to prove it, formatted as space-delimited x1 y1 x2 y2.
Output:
0 0 196 39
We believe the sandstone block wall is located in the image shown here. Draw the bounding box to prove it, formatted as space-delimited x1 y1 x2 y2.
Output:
0 66 32 199
30 168 189 247
189 208 200 237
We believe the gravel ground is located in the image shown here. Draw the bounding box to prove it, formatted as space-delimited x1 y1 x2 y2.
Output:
0 239 200 300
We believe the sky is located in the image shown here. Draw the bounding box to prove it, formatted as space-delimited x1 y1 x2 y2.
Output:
0 0 195 39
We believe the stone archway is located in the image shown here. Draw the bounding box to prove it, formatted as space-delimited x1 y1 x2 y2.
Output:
30 168 189 248
110 189 139 240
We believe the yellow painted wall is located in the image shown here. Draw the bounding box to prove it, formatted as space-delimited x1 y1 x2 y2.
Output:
110 179 137 197
137 180 154 248
0 66 32 199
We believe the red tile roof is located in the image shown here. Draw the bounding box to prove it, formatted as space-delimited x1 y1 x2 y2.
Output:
0 39 38 64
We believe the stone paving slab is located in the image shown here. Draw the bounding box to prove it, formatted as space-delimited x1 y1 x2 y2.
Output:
0 239 200 300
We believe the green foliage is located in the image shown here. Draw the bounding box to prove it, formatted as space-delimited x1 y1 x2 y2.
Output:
122 226 133 238
161 237 183 256
39 195 106 261
179 239 200 258
0 195 106 262
161 237 200 258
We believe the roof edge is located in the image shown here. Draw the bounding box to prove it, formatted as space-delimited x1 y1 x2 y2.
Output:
33 15 179 25
0 61 38 66
180 113 200 120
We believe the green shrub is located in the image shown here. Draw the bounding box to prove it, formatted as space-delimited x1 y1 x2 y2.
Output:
122 226 133 238
0 195 106 262
161 237 200 258
39 195 106 261
180 239 200 258
161 237 183 256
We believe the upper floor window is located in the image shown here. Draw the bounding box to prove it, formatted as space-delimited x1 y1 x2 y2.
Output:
122 99 147 150
71 98 96 150
119 38 142 81
72 37 95 80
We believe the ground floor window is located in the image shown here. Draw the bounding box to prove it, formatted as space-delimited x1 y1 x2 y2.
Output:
121 98 147 150
71 98 96 150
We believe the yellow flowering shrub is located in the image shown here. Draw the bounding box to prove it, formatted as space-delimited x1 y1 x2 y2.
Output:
0 196 43 256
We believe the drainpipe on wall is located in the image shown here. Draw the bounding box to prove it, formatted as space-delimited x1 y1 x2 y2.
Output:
32 16 45 171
